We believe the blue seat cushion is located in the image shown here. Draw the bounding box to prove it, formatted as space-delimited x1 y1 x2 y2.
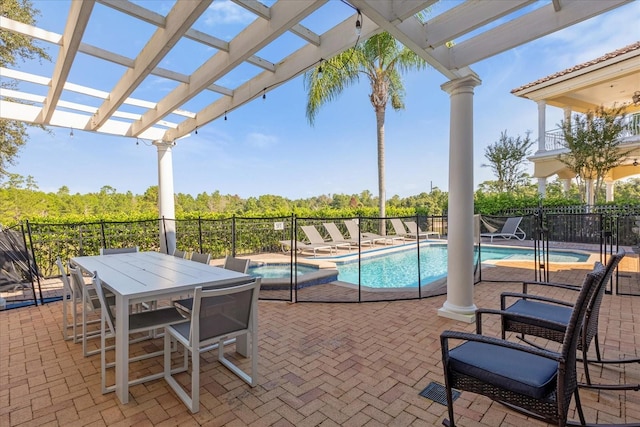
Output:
505 300 572 332
448 341 558 399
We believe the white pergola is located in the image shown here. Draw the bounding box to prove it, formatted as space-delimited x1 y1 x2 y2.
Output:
0 0 632 322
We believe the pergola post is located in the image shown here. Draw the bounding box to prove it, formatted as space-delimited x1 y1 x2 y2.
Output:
438 74 481 323
153 140 176 255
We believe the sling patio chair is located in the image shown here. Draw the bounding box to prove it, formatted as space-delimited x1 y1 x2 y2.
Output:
300 225 352 252
172 249 187 259
389 218 420 241
99 246 139 255
404 220 440 239
91 271 189 394
480 216 526 242
441 262 606 427
343 220 398 245
189 251 211 264
477 250 638 391
279 239 335 257
323 222 370 248
164 279 261 413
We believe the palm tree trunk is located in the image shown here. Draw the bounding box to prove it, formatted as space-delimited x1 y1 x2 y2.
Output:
376 107 386 234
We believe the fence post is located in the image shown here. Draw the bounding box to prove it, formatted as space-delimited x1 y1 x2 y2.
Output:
197 216 203 253
24 220 42 306
232 215 236 257
100 220 106 249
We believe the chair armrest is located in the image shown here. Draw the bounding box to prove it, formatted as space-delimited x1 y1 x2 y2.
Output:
440 330 561 362
522 280 581 294
500 292 574 310
475 307 568 335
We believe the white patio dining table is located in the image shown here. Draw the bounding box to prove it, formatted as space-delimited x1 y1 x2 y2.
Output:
70 251 252 404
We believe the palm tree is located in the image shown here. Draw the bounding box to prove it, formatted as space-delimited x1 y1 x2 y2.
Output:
304 32 427 232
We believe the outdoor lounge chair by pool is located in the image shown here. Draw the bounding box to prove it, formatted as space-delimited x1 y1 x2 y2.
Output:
301 225 352 252
279 240 335 257
344 220 400 245
323 222 372 248
404 221 440 239
480 216 526 242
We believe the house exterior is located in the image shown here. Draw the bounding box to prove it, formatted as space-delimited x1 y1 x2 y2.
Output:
512 41 640 204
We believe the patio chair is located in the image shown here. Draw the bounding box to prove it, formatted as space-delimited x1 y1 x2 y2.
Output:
441 262 606 427
343 220 396 245
91 271 189 394
480 216 526 242
164 279 261 413
323 222 369 248
389 218 411 240
189 251 211 264
69 263 107 356
300 225 352 252
56 257 75 341
404 220 440 239
223 256 250 274
99 246 139 255
279 239 335 257
478 250 638 391
172 249 187 259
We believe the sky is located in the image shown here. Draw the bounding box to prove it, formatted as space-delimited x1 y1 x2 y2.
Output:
6 1 640 200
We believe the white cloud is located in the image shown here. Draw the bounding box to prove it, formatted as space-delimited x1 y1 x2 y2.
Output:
204 1 255 26
246 132 278 149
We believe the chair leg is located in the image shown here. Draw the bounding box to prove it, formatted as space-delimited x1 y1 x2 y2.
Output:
192 346 200 413
573 388 586 426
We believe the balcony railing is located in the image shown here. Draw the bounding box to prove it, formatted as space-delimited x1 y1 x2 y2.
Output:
544 112 640 151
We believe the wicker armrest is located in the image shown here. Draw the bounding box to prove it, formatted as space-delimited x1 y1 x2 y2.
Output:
522 280 581 294
440 330 561 361
475 308 568 335
500 292 574 310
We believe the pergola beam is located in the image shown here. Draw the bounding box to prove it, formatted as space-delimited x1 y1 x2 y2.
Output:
164 11 380 141
39 0 94 123
90 0 213 130
432 0 633 70
133 0 327 139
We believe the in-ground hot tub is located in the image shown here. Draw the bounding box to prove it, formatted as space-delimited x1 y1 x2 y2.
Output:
248 262 338 290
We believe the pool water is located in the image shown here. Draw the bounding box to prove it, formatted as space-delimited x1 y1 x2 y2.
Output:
336 245 589 288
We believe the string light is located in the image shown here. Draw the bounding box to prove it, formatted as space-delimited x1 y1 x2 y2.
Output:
195 126 198 135
355 10 362 36
262 89 266 100
70 128 74 138
224 111 227 121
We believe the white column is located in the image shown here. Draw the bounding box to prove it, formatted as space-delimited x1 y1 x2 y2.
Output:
538 177 546 198
605 180 615 202
537 100 546 153
153 140 176 255
438 74 481 323
585 179 595 208
563 178 571 195
563 106 572 124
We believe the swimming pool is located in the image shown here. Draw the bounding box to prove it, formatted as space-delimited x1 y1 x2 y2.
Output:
335 244 589 289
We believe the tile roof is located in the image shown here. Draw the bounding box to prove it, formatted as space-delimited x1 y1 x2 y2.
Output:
511 41 640 94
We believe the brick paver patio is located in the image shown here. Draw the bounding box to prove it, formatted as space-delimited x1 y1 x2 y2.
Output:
1 256 640 426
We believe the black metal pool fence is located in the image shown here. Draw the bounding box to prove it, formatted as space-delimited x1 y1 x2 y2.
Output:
1 210 638 309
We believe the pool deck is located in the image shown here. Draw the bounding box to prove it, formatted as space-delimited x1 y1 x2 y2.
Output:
1 238 640 426
2 252 640 426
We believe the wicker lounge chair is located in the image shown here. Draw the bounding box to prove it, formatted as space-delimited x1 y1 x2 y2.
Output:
441 262 606 427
